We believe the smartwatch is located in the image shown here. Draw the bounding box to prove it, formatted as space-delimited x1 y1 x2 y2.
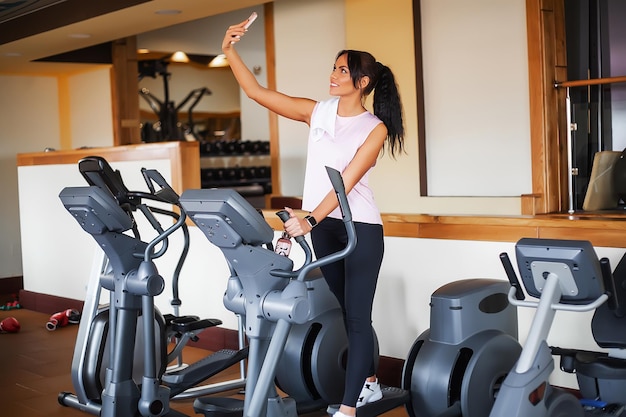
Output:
304 215 318 228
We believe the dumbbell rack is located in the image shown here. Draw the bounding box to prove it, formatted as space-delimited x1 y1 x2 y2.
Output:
199 139 271 206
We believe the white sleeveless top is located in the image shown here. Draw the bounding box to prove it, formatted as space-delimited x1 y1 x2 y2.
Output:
302 97 383 225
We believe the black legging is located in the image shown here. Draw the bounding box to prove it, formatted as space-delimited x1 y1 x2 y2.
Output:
311 217 384 407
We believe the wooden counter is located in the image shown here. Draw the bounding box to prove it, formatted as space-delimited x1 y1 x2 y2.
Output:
17 141 200 193
17 141 200 302
263 211 626 249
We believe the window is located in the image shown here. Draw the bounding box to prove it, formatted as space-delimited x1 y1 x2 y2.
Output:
561 0 626 212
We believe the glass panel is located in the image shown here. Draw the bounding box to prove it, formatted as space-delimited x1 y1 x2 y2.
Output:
569 82 626 210
565 0 626 211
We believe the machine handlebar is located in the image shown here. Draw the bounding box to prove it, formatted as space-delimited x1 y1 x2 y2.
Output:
270 167 354 280
294 167 356 282
275 210 306 245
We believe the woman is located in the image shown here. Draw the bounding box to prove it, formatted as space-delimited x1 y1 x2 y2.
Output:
223 16 405 417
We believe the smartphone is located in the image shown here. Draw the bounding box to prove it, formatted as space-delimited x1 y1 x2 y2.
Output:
244 12 258 29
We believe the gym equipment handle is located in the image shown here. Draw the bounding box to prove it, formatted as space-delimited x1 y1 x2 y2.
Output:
141 168 180 204
325 166 353 223
500 252 525 300
275 210 305 244
273 210 313 272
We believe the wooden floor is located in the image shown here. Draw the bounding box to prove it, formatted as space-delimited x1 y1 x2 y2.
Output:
0 308 408 417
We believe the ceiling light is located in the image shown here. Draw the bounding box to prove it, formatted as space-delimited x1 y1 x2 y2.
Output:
138 48 150 54
171 51 189 63
209 54 228 68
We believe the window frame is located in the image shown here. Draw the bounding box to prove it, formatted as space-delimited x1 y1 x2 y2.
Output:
413 0 568 214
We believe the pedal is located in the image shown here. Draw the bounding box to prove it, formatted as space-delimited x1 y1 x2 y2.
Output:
163 347 248 396
326 386 409 417
583 403 625 417
193 396 244 417
171 317 222 334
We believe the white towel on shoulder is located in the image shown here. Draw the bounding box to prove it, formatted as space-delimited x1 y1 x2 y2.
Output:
309 97 339 141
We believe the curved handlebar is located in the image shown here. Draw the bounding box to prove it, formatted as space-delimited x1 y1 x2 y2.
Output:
271 211 312 278
275 210 305 244
275 210 313 264
269 167 355 281
293 167 356 282
141 168 180 204
326 166 352 223
507 286 609 312
144 205 187 262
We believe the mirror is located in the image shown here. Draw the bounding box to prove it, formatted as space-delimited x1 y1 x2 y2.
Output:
138 61 240 142
136 6 272 207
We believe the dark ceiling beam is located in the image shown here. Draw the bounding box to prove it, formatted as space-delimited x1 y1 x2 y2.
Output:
34 42 113 64
0 0 151 45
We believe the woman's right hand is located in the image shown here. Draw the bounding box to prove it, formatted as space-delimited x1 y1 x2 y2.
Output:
220 14 316 125
222 18 252 53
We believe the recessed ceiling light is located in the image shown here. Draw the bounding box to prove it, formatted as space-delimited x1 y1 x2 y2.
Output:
68 33 91 39
155 9 181 15
209 54 229 68
171 51 189 63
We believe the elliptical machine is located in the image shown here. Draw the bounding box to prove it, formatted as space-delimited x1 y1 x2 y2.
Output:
58 157 248 416
402 237 617 417
178 166 360 417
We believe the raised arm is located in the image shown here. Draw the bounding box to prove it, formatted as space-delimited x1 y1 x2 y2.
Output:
222 17 316 124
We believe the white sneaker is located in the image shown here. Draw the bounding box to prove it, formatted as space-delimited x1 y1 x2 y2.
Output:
356 378 383 407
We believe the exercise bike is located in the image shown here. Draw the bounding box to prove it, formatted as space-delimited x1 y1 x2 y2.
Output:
401 238 620 417
550 247 626 416
58 157 247 416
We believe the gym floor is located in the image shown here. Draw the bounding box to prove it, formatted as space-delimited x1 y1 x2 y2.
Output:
0 308 408 417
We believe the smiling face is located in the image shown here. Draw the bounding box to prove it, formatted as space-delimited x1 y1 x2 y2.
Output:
330 52 372 100
330 53 358 97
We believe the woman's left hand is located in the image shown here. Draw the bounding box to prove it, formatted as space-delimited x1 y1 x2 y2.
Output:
283 207 312 237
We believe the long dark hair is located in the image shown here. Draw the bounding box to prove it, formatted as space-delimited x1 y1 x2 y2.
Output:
336 49 405 157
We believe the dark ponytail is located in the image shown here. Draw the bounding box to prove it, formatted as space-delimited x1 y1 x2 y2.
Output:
337 50 405 157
